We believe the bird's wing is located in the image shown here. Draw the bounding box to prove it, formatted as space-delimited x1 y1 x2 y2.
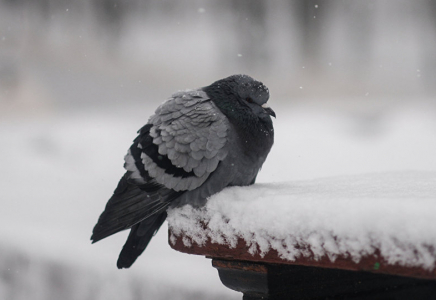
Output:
91 172 181 243
125 89 230 192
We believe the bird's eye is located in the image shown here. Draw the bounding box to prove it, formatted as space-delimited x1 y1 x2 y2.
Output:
246 97 254 103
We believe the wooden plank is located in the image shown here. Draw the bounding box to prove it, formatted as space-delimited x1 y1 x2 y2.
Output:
169 231 436 280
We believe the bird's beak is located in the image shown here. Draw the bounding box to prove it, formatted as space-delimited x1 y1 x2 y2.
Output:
262 104 276 118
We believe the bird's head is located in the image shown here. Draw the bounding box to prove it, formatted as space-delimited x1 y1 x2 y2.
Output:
203 74 276 119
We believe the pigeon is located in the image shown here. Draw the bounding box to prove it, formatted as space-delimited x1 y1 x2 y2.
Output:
91 74 275 269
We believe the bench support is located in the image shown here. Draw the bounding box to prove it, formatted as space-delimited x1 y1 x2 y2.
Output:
212 259 436 300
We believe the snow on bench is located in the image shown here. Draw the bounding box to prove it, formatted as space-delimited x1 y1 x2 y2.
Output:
168 171 436 279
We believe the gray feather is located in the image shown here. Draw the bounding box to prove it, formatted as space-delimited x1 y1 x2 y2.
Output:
173 153 188 168
142 90 230 191
184 156 201 172
190 150 204 160
206 157 220 173
193 160 207 177
174 142 191 153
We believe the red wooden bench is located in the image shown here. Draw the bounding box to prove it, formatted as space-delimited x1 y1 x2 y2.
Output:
168 172 436 299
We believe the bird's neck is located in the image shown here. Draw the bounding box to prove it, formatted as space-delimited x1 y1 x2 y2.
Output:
230 111 274 160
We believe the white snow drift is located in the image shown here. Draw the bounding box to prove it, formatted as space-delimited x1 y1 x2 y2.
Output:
168 171 436 270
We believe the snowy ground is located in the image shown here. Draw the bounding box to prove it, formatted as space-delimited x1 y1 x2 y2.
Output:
1 99 436 299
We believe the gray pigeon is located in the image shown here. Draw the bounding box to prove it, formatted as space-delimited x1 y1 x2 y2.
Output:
91 74 275 268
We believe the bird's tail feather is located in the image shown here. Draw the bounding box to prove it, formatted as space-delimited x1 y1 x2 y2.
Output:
91 172 179 243
117 210 167 269
91 172 182 268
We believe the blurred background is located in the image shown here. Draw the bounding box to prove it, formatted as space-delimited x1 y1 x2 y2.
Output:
1 0 436 299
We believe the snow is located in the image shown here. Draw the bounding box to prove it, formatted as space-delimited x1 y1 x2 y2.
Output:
168 171 436 269
1 101 436 299
2 1 436 297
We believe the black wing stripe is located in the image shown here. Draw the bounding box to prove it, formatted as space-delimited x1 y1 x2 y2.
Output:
132 124 196 179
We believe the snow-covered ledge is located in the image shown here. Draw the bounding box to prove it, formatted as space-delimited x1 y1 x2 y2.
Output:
168 171 436 279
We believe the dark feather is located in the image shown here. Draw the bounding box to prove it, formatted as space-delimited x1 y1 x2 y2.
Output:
91 173 181 243
117 211 167 269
